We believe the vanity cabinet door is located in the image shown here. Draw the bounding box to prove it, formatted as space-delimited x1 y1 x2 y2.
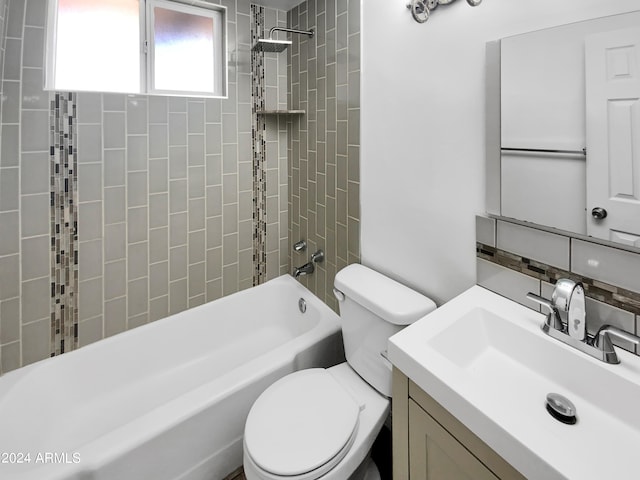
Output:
408 400 498 480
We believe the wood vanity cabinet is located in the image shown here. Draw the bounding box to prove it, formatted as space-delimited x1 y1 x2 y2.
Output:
392 368 526 480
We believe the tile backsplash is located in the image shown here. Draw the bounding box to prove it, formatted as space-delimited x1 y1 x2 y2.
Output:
477 216 640 353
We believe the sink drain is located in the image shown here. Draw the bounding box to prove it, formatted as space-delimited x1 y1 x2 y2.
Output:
546 393 577 425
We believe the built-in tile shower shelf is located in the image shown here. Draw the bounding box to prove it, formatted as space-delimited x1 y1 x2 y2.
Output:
256 109 305 115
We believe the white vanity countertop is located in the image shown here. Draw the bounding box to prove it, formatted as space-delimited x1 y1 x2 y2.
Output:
388 285 640 480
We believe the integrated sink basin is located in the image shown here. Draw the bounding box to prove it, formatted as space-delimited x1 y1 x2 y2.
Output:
388 285 640 479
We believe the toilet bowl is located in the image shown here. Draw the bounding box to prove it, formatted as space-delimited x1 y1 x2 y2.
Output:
243 264 436 480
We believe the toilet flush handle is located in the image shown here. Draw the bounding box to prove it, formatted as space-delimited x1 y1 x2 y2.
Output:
333 288 345 302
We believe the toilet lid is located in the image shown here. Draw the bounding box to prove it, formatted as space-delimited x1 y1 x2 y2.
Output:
244 368 360 477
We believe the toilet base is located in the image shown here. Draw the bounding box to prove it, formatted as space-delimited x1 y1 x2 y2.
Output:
349 456 380 480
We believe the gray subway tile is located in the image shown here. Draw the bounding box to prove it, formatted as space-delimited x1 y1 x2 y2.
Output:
78 202 102 241
128 277 148 317
76 92 102 124
78 163 103 203
104 260 126 300
1 341 21 373
103 94 125 111
103 112 126 148
149 227 169 264
21 110 49 152
22 319 50 366
127 135 148 171
169 278 188 314
150 261 169 299
21 235 49 280
22 68 48 109
3 80 20 123
77 124 103 163
0 298 20 344
23 26 44 68
149 158 169 193
127 96 148 134
3 39 21 81
572 239 640 293
477 258 540 310
149 193 168 229
170 245 188 281
0 167 19 211
105 297 127 337
149 124 168 159
79 277 102 321
0 211 19 256
104 150 126 187
497 220 570 270
104 187 125 225
150 296 168 322
104 223 126 262
476 216 496 247
128 242 149 280
1 126 19 167
189 262 206 298
21 276 49 324
78 239 103 281
0 255 20 300
127 206 148 244
79 316 103 347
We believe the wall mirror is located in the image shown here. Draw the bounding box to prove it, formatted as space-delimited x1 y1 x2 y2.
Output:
486 11 640 249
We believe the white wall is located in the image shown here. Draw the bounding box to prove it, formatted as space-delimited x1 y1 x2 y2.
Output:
360 0 640 305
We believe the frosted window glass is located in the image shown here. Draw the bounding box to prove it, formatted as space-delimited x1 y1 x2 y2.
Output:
55 0 141 93
153 7 215 93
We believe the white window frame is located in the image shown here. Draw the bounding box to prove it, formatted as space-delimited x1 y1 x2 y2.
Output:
146 0 227 98
44 0 227 98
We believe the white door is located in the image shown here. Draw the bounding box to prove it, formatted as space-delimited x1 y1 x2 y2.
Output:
585 28 640 246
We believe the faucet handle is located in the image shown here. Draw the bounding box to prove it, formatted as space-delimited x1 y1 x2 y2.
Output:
310 250 324 263
526 292 564 331
593 325 640 364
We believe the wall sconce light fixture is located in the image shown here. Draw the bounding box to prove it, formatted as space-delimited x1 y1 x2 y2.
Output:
407 0 482 24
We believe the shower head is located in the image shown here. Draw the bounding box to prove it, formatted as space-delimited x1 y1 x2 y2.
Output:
251 38 292 53
252 27 314 53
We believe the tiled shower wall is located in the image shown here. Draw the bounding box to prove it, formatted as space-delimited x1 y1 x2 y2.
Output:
0 0 52 373
476 216 640 354
0 0 289 374
288 0 361 310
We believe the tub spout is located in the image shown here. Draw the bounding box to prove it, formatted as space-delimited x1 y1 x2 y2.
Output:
293 262 314 278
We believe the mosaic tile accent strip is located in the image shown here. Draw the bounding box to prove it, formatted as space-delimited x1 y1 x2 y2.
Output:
50 93 79 355
477 243 640 316
251 5 268 286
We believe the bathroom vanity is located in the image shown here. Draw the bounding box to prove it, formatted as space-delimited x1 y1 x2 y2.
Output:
392 368 524 479
388 285 640 480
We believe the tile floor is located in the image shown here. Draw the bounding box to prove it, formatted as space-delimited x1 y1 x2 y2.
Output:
223 467 246 480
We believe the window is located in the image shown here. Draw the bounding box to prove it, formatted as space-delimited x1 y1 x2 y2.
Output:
45 0 227 97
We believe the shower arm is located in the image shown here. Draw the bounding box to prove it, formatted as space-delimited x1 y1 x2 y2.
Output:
268 26 314 40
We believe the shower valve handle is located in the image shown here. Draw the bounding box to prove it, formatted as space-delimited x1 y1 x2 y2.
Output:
310 250 324 263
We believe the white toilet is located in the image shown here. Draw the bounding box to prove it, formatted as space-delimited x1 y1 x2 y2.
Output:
243 264 436 480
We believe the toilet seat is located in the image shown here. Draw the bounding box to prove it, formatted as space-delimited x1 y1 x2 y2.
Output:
244 369 361 480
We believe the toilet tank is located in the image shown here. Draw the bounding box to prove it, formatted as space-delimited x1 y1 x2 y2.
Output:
333 264 436 397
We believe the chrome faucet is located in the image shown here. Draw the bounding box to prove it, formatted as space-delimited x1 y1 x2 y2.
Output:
293 249 324 278
527 279 640 364
293 262 314 278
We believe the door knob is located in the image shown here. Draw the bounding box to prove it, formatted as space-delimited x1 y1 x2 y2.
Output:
591 207 607 220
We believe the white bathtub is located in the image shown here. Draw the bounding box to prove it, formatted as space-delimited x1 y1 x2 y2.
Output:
0 275 343 480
